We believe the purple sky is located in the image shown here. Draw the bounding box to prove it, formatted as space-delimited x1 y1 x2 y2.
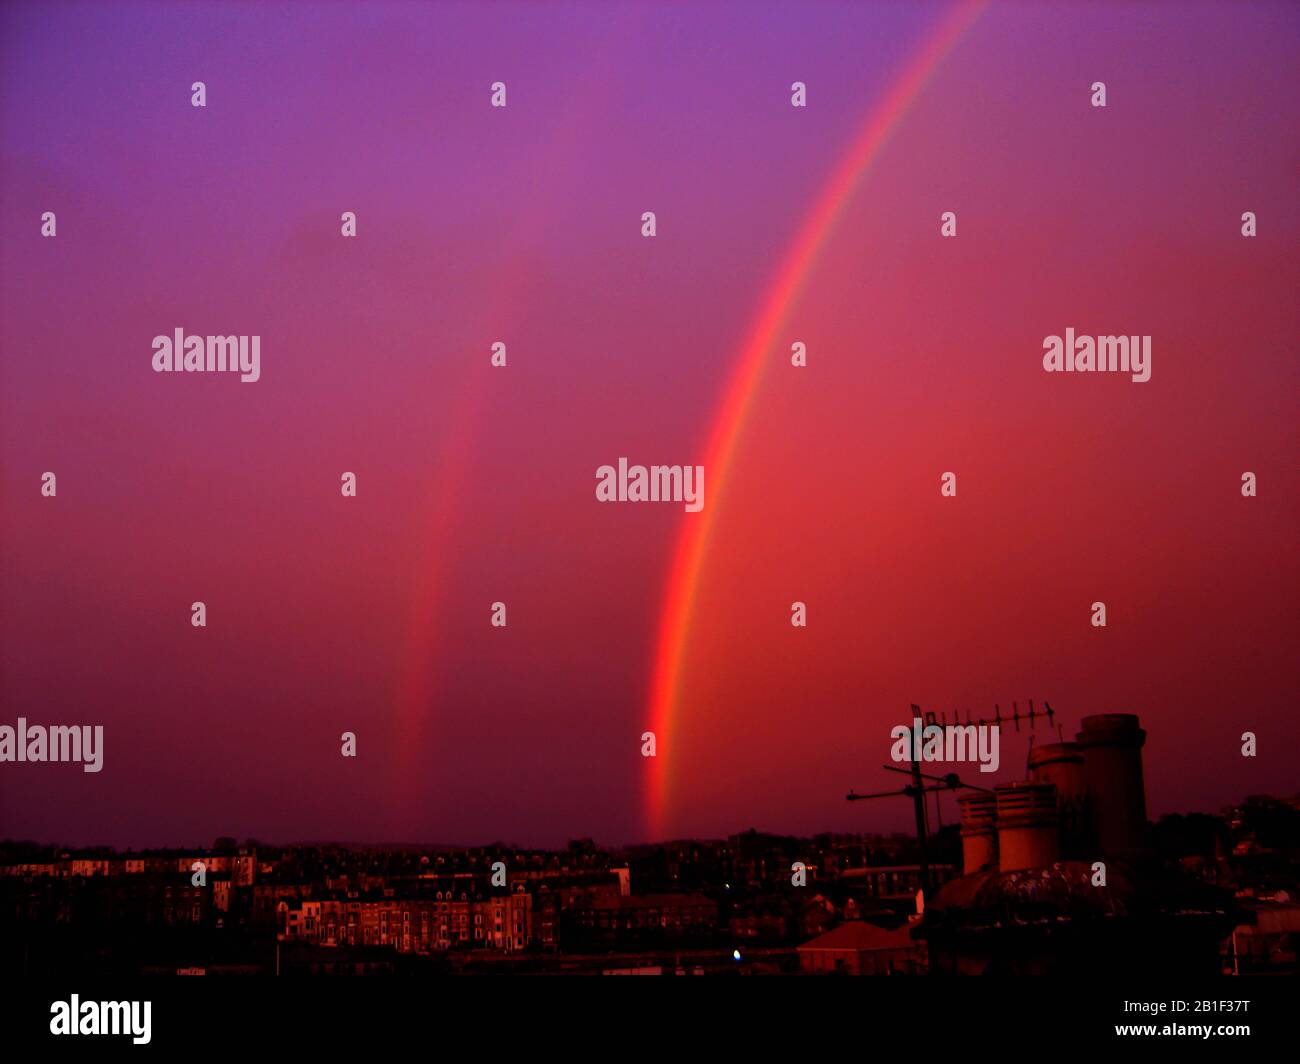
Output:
1 1 1296 848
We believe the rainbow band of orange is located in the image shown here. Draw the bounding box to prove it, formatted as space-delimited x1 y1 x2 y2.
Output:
644 1 987 838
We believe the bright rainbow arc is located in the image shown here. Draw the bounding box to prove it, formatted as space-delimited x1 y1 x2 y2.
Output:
644 1 987 838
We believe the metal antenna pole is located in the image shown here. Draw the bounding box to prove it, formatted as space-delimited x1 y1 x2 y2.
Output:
910 715 930 895
847 702 1058 898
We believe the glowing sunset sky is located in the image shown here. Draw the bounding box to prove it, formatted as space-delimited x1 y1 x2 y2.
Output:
1 1 1296 847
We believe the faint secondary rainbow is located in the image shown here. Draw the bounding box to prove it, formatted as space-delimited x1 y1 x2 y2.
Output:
391 48 628 813
644 1 986 838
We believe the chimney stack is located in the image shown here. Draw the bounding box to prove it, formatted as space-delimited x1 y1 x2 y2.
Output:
1028 741 1088 856
995 781 1060 872
957 792 998 874
1075 714 1148 861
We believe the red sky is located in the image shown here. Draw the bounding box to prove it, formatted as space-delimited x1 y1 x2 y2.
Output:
1 1 1296 848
